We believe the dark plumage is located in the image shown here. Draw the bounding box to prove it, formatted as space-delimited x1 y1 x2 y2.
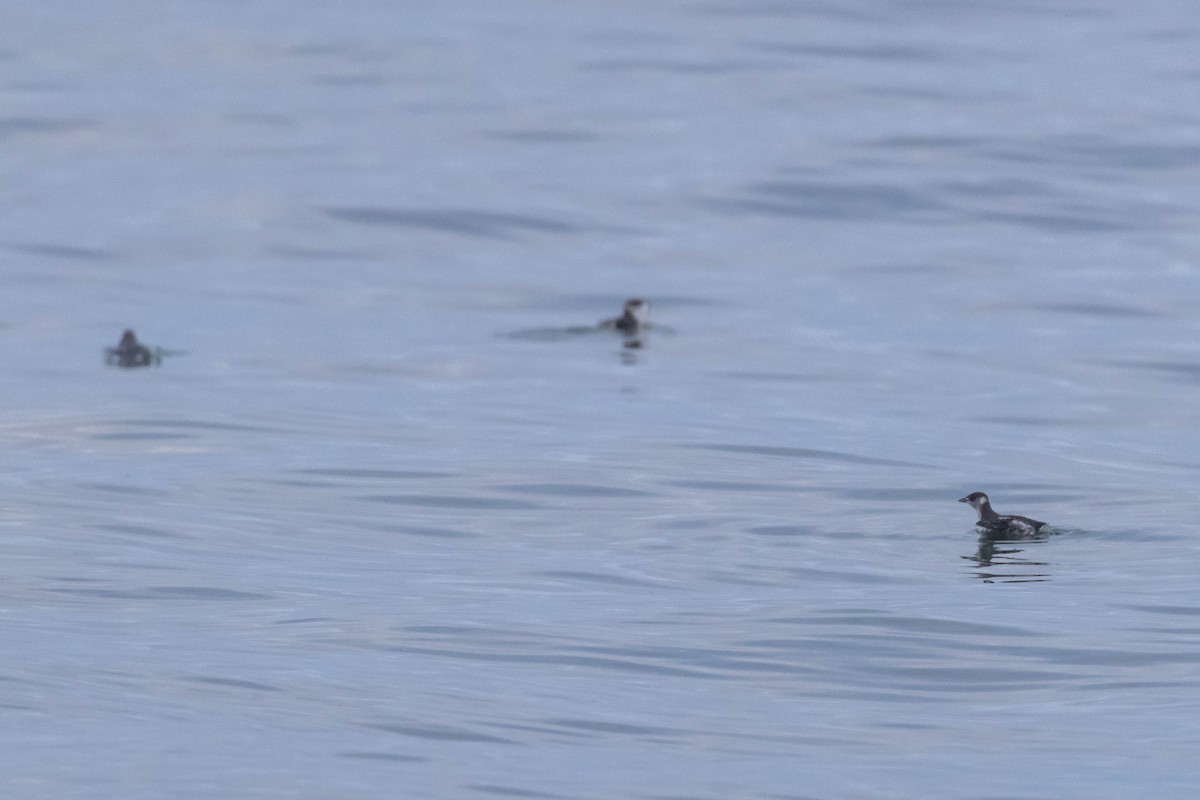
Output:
959 491 1047 536
105 329 158 368
601 298 650 335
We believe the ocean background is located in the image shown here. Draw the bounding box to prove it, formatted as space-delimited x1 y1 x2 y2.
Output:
4 1 1200 797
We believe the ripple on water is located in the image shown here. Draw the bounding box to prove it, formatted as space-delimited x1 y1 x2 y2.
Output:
500 483 657 499
337 752 427 764
535 570 675 591
292 467 456 481
670 479 800 493
89 431 193 441
700 178 945 222
576 57 767 74
1109 360 1200 383
744 524 817 537
752 42 956 62
185 676 283 693
49 585 272 601
833 487 968 502
1035 137 1200 171
366 722 517 745
5 2 1200 796
8 239 114 259
500 326 611 342
1029 302 1163 318
324 207 585 239
77 482 169 497
93 523 190 540
1122 604 1200 617
361 494 544 511
368 523 479 540
688 442 928 469
365 630 723 681
487 129 600 143
464 784 578 799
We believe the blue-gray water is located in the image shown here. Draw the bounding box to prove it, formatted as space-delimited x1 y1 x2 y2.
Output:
5 1 1200 797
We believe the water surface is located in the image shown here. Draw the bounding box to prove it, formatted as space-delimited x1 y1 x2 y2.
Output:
4 1 1200 797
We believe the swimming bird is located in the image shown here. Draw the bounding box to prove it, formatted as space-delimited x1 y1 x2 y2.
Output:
959 491 1047 536
600 298 650 335
105 329 159 368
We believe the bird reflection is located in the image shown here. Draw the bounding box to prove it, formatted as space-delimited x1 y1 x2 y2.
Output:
604 298 649 364
963 530 1051 584
618 341 644 365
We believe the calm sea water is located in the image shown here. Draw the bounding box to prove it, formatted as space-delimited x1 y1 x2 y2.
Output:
4 1 1200 797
